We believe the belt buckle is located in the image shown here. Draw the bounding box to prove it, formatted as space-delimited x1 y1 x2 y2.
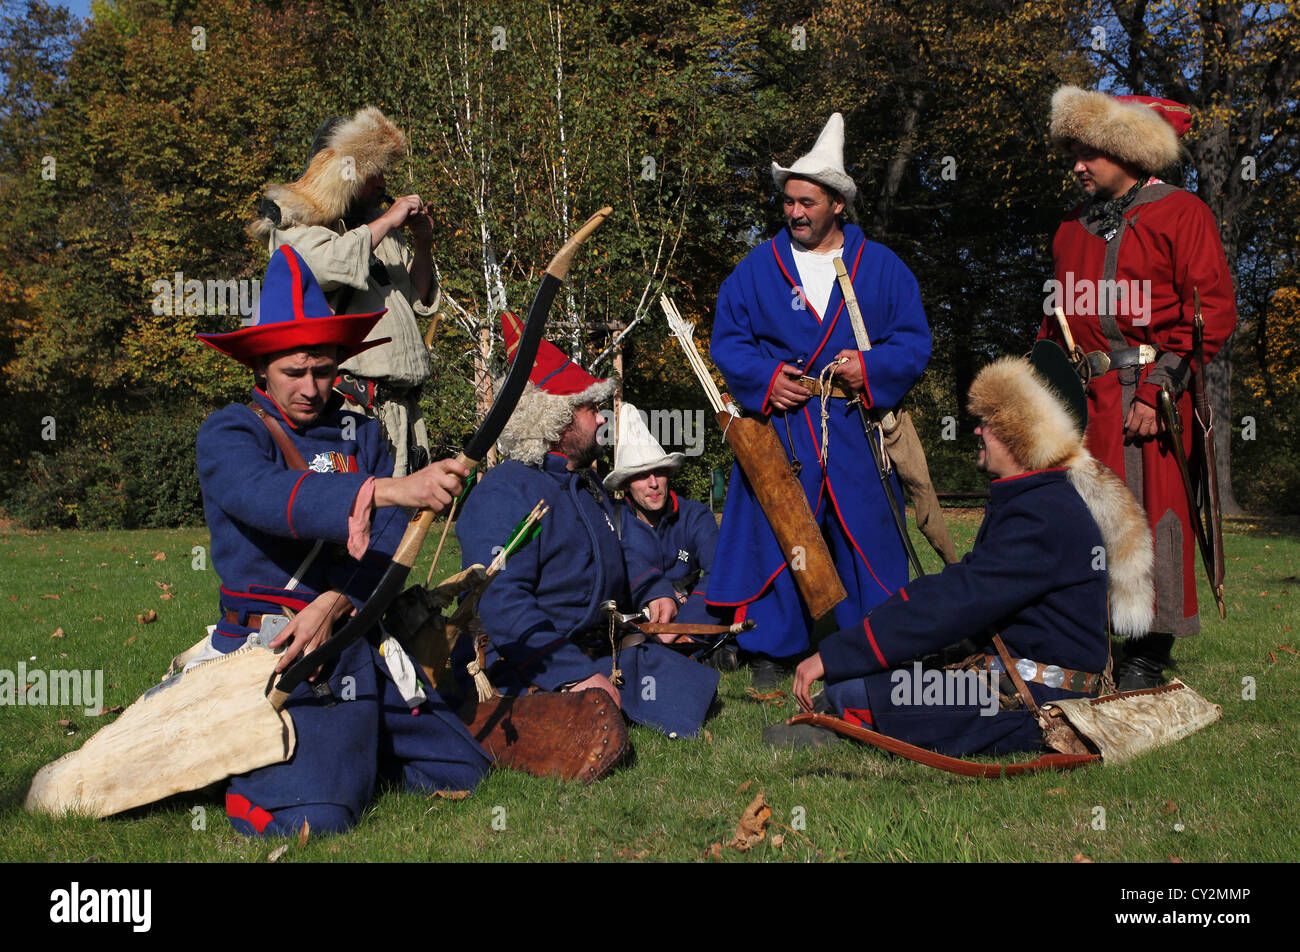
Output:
1087 351 1111 375
1137 344 1157 365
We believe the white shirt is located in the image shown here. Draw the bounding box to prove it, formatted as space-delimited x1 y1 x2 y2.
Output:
790 241 844 322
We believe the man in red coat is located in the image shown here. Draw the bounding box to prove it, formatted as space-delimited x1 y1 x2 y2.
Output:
1040 86 1237 689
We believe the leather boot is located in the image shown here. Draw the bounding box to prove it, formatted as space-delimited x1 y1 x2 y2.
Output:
1115 632 1175 691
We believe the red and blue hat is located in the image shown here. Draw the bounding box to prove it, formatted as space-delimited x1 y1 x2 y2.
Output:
196 245 389 368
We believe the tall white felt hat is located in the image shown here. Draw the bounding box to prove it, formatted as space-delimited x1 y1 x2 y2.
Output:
771 112 857 205
603 402 686 492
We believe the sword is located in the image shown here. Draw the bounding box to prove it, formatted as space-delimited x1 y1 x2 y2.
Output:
1155 385 1225 619
1190 288 1227 617
832 256 927 577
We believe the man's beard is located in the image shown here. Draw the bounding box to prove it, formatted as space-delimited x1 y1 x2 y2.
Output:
560 430 602 470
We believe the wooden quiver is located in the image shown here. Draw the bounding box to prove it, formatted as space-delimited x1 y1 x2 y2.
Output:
1037 679 1222 764
717 407 846 619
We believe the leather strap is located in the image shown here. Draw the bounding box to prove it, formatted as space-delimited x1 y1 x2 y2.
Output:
793 375 854 400
992 634 1040 717
980 654 1102 695
248 404 308 471
1084 344 1159 377
788 713 1099 777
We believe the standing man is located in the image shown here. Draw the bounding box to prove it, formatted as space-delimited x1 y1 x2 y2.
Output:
248 106 437 475
708 112 932 686
195 245 488 836
455 317 719 738
1042 87 1237 689
605 403 728 643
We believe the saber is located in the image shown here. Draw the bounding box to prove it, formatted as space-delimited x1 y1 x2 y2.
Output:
832 257 931 576
1156 386 1224 619
1191 289 1226 617
271 206 612 707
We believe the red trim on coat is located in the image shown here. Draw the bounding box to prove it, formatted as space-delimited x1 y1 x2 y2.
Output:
226 792 274 833
858 350 874 408
842 707 874 728
285 471 311 538
863 617 888 668
823 475 893 599
899 587 909 602
220 587 313 614
254 386 298 430
992 466 1069 483
770 240 845 370
705 560 786 607
761 362 786 415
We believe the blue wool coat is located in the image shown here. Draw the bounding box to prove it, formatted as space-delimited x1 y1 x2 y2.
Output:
819 469 1110 757
197 388 489 835
457 453 719 737
708 224 932 655
621 492 721 625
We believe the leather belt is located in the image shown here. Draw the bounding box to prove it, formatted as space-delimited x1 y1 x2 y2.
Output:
224 610 276 630
982 654 1101 695
1084 344 1158 378
794 376 854 400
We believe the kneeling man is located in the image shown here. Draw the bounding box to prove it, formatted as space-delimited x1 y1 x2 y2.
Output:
195 245 489 835
455 317 719 737
777 348 1153 755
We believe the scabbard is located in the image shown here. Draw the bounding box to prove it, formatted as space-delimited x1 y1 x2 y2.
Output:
718 407 847 619
880 411 959 565
1191 310 1226 602
1156 389 1220 612
635 621 754 637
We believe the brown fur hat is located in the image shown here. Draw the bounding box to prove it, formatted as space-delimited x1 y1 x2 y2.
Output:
1050 85 1183 174
496 378 617 467
248 107 407 239
968 357 1154 638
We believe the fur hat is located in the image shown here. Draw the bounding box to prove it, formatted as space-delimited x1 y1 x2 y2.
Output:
247 107 407 239
603 402 686 492
967 356 1154 638
495 311 615 466
771 112 857 205
1050 86 1188 174
196 245 387 368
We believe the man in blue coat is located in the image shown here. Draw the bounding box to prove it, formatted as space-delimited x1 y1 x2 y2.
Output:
456 317 719 737
775 353 1154 754
195 245 490 836
708 112 932 685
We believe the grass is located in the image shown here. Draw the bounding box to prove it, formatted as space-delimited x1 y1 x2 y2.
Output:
1 512 1297 862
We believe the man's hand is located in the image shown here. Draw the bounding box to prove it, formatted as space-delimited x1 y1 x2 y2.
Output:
645 596 678 629
368 193 426 249
1124 399 1159 440
830 350 864 391
768 363 812 412
792 652 825 712
374 457 470 513
271 590 354 675
569 672 621 708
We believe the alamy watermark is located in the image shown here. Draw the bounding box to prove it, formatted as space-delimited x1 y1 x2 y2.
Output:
0 662 104 715
151 271 261 324
598 407 706 457
889 661 999 717
1043 273 1152 326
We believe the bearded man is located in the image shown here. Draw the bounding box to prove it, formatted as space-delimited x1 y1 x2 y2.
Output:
1040 87 1236 689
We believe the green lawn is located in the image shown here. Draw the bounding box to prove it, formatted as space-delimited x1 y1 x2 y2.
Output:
1 514 1297 862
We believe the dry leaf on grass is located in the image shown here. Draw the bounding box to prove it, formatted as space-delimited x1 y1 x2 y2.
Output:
771 833 785 849
1169 855 1184 863
122 635 136 646
1073 852 1094 863
267 845 288 863
431 789 470 800
1161 799 1180 815
87 705 124 717
137 610 157 624
40 594 60 600
706 842 723 860
151 551 166 561
49 628 65 639
745 687 787 702
296 819 310 847
615 848 650 859
737 779 753 794
728 790 772 852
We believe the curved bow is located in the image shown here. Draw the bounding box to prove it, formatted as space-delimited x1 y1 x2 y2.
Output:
270 206 613 707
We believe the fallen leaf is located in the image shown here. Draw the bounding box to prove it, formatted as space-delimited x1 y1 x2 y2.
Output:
432 789 470 800
57 719 78 734
137 609 157 624
1169 855 1184 863
160 592 174 601
92 616 104 622
1045 788 1064 795
1268 650 1277 665
615 847 650 859
745 687 787 701
49 628 65 639
1073 852 1094 863
703 730 713 742
267 845 289 863
87 706 124 717
771 833 785 849
706 842 723 860
123 635 137 646
1161 799 1179 815
40 594 59 600
296 818 310 847
728 790 771 852
1277 645 1298 655
152 552 166 561
737 779 753 794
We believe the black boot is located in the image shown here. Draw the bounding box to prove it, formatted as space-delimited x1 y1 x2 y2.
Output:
1115 632 1175 691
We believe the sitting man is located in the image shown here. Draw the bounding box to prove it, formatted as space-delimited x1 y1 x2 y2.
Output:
455 315 719 738
772 346 1153 754
604 402 736 668
195 245 490 836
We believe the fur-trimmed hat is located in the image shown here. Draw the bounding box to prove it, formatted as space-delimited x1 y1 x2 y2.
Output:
967 355 1154 638
196 245 387 368
1050 86 1189 173
771 112 857 205
603 402 685 492
495 311 615 466
247 107 407 239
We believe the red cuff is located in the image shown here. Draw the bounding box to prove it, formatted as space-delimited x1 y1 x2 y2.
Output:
858 351 873 408
761 362 786 415
347 477 377 559
1134 383 1161 409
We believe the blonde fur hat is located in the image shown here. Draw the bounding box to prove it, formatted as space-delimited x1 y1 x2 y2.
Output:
968 357 1154 638
248 107 407 239
1050 86 1184 174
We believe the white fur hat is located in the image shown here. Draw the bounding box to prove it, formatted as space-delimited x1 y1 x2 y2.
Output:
602 402 686 492
1050 86 1187 174
771 112 857 205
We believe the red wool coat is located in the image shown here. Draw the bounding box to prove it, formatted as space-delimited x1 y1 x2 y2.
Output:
1038 183 1236 636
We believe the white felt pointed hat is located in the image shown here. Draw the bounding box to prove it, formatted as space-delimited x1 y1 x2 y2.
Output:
771 112 856 204
603 402 686 492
